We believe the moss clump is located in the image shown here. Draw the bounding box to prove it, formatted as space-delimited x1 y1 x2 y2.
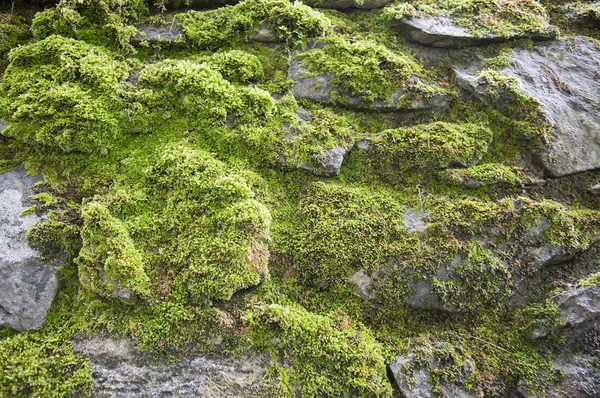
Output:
288 181 410 287
0 332 92 398
441 163 522 188
1 35 130 154
77 201 151 301
366 122 493 173
177 0 331 48
32 0 147 47
0 13 30 69
432 242 513 312
203 50 265 83
299 36 432 103
385 0 556 38
247 303 393 397
77 143 271 303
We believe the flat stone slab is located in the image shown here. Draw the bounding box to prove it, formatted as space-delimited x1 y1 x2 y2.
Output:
0 165 57 332
455 37 600 177
397 15 556 48
72 335 268 398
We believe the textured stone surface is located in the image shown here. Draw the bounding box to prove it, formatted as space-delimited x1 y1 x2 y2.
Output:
397 15 555 48
0 119 8 133
132 21 183 44
0 165 57 332
72 335 269 398
389 352 474 398
455 37 600 177
556 285 600 327
288 45 449 112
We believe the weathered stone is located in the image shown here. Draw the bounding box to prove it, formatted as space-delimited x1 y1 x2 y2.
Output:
455 37 600 177
0 119 8 133
389 350 475 398
288 46 450 112
304 0 392 10
556 285 600 327
251 23 279 42
349 269 377 300
396 15 556 48
402 207 430 233
132 21 183 44
0 165 57 332
277 108 353 176
564 2 600 29
72 335 268 398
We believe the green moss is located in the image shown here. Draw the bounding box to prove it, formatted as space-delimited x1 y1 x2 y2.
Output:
299 36 435 103
441 163 522 188
385 0 556 38
1 35 130 154
77 142 271 303
32 0 147 48
0 13 31 70
0 332 92 398
432 242 513 312
77 201 151 301
177 0 332 49
365 122 493 175
203 50 265 83
246 303 394 397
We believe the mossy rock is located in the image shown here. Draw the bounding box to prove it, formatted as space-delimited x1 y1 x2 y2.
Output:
0 35 130 154
76 143 271 303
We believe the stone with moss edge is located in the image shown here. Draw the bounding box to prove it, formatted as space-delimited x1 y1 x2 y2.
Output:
0 165 57 332
455 37 600 177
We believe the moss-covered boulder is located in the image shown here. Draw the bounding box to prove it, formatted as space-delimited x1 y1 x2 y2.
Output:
247 303 394 397
76 143 271 302
0 35 130 154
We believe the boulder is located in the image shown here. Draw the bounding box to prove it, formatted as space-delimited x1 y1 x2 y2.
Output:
288 46 449 112
397 16 556 48
0 165 57 332
71 335 268 397
455 37 600 177
304 0 392 10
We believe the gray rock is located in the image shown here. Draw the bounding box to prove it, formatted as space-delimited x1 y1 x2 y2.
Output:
455 37 600 177
397 16 556 48
556 285 600 327
389 351 474 398
0 120 8 133
251 23 279 42
349 269 376 300
288 46 449 112
278 108 353 176
589 183 600 195
132 21 183 44
304 0 392 10
564 2 600 29
403 207 430 233
72 335 268 398
0 165 57 332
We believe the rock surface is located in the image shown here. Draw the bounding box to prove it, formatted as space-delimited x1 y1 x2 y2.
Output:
397 15 556 48
556 285 600 327
72 335 269 398
389 351 474 398
288 45 449 112
455 37 600 177
0 165 57 332
132 21 183 44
